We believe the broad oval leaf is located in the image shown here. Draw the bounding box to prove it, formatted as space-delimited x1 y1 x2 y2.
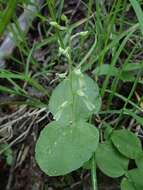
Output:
35 120 99 176
111 129 142 159
49 69 101 125
96 141 129 178
121 178 135 190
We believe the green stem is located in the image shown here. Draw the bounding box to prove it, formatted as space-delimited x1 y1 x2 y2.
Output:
68 53 75 124
47 0 64 48
114 70 141 128
91 154 98 190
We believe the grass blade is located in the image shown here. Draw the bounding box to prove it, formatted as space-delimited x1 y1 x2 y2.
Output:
129 0 143 35
0 0 17 36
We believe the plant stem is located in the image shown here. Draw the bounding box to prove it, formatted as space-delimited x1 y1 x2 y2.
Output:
67 50 75 124
91 154 98 190
47 0 64 48
114 70 141 128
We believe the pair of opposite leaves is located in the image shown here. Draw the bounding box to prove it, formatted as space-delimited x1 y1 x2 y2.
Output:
35 68 101 176
95 129 143 190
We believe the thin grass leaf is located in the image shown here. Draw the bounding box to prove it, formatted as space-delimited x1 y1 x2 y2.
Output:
124 109 143 127
0 0 17 36
0 85 18 95
0 70 49 96
129 0 143 36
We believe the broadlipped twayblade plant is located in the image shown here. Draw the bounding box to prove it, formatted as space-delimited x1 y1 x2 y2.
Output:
35 11 101 190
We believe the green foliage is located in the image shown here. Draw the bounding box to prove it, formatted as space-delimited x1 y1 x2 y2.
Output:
122 62 143 72
135 152 143 170
0 0 17 36
1 0 143 189
129 0 143 36
93 64 118 77
83 159 92 170
103 124 113 140
127 168 143 189
35 68 101 176
35 65 143 188
96 141 129 178
111 129 142 159
93 63 143 82
35 120 99 176
121 178 135 190
49 68 101 125
124 109 143 127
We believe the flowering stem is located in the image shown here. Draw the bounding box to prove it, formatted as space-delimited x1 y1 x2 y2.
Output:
91 153 98 190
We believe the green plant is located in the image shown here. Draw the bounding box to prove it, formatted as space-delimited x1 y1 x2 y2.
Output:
34 2 143 189
0 0 17 37
35 9 101 187
35 67 143 189
35 66 101 176
0 0 143 189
